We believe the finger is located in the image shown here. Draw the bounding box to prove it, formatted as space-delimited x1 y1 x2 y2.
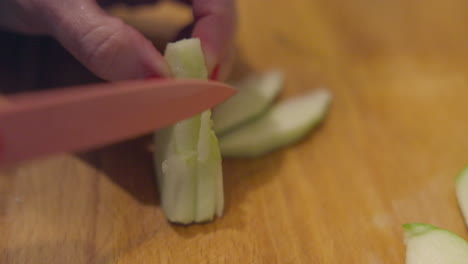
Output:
190 0 237 74
0 96 11 108
214 41 235 81
42 0 170 81
175 21 234 81
172 0 234 80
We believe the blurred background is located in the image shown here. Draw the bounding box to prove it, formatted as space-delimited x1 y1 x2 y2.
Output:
1 0 466 92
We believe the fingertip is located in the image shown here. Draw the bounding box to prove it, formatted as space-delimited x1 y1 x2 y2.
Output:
139 36 172 79
209 64 220 80
100 26 171 80
205 41 235 81
203 47 218 77
173 0 237 78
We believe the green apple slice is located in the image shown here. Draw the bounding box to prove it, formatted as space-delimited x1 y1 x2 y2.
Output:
163 38 208 79
194 111 224 222
456 165 468 226
219 88 331 158
154 38 223 224
212 70 284 135
403 223 468 264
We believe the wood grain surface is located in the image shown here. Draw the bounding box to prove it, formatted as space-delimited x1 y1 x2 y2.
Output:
1 0 468 263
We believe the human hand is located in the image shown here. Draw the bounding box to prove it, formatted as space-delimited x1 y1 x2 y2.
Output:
0 0 236 81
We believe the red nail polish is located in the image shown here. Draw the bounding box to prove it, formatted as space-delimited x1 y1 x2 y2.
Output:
210 64 221 81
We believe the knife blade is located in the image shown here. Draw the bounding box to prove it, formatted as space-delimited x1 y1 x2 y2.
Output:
0 79 236 166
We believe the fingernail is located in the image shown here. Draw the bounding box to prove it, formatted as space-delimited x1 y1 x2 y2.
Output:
210 64 221 81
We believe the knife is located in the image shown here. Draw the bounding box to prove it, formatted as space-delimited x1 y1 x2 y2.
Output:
0 79 236 166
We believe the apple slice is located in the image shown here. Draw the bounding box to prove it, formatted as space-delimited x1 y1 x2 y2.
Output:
212 70 284 135
153 38 223 224
456 165 468 226
403 223 468 264
219 88 331 158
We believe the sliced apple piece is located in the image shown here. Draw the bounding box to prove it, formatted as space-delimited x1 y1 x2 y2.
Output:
212 70 284 135
219 88 331 158
403 223 468 264
456 165 468 226
153 38 223 224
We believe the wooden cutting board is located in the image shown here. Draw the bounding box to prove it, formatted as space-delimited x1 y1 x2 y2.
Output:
1 0 467 263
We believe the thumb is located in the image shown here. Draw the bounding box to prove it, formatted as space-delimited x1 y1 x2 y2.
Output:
43 1 170 81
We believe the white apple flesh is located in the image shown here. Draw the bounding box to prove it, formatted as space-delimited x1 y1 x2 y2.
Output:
212 70 284 135
219 88 331 158
403 223 468 264
456 165 468 227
